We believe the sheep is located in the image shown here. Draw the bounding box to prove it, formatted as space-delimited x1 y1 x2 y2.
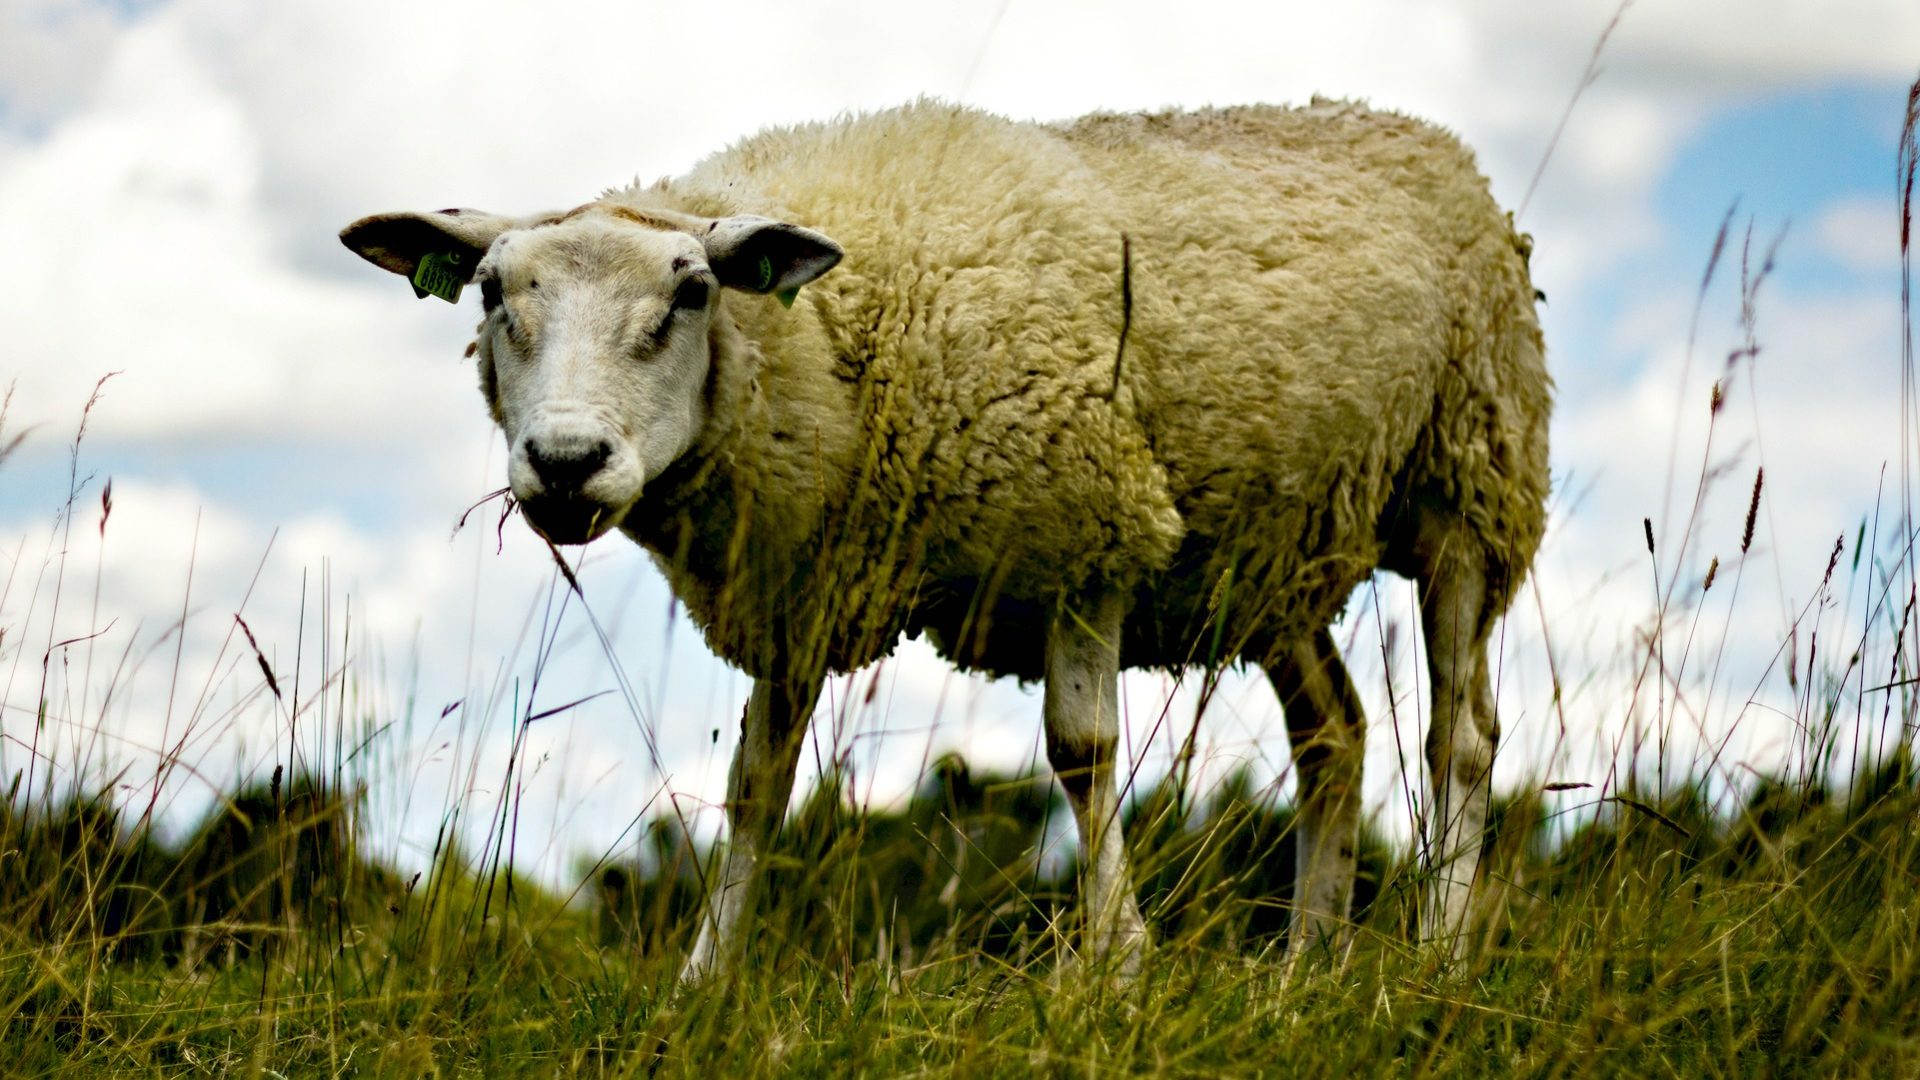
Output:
340 97 1551 982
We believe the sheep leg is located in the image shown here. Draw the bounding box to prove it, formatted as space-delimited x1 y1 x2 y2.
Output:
1044 588 1147 977
1417 542 1499 960
1264 626 1365 964
681 675 817 983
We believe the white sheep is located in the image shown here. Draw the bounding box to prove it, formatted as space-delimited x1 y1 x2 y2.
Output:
341 98 1551 981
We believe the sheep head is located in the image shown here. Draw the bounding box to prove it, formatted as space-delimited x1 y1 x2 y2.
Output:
340 204 841 545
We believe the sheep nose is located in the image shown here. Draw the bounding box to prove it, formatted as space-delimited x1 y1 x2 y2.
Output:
525 435 612 491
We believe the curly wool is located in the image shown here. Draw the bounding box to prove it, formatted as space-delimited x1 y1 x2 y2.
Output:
608 99 1551 682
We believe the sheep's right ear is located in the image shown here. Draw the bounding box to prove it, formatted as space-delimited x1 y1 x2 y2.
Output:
339 209 533 302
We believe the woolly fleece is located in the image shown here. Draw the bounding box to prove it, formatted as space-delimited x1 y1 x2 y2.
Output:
588 99 1550 684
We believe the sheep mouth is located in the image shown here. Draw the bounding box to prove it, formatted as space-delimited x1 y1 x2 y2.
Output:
520 494 622 546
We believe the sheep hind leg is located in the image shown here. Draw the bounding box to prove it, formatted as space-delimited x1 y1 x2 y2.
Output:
1044 587 1147 979
1263 626 1366 966
1412 527 1502 961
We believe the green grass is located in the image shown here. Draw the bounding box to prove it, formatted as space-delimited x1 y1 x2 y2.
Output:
3 757 1919 1076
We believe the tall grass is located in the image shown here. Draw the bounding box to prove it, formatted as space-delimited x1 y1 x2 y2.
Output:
0 71 1915 1080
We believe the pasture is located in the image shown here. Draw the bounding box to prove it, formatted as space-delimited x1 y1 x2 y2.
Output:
3 700 1919 1074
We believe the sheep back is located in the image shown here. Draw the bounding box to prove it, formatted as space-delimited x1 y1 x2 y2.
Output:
613 100 1549 681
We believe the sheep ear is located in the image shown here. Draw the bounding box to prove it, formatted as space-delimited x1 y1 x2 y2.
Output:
338 209 532 301
703 215 843 297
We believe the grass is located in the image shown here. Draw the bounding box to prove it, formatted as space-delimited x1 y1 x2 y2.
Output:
3 764 1919 1075
0 59 1916 1080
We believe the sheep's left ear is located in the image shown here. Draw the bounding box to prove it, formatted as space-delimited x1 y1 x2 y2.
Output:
703 215 842 298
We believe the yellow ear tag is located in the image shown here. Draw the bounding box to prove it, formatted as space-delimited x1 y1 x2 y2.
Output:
412 251 466 303
776 287 800 308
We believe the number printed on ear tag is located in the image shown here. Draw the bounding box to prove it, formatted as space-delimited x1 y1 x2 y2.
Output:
412 251 466 303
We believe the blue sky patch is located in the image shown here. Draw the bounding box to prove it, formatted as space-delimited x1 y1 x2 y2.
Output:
1557 79 1910 390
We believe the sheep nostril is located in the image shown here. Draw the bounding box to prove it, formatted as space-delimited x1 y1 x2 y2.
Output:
526 437 613 491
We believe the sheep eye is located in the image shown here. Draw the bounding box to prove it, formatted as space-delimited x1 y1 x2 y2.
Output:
671 277 710 311
480 277 503 312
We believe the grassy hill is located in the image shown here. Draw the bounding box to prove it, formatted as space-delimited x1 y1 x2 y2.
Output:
3 748 1917 1076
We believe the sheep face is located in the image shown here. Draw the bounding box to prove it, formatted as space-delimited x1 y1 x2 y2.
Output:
474 216 716 544
339 205 843 546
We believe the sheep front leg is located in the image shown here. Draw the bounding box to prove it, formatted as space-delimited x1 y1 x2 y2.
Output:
681 676 817 984
1044 588 1147 978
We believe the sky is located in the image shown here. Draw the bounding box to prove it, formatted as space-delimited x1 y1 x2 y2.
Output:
0 0 1914 885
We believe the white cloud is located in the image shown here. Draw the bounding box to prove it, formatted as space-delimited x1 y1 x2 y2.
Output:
1604 0 1920 87
1812 194 1902 276
0 0 120 133
1458 0 1919 89
0 18 475 447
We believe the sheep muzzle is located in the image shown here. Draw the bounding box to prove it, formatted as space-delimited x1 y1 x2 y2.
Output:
518 492 621 546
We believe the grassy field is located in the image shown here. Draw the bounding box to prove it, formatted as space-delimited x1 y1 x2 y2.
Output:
2 63 1917 1080
3 752 1919 1076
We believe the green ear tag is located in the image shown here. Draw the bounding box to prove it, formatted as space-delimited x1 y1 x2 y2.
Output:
776 287 800 308
755 254 775 292
412 251 466 303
